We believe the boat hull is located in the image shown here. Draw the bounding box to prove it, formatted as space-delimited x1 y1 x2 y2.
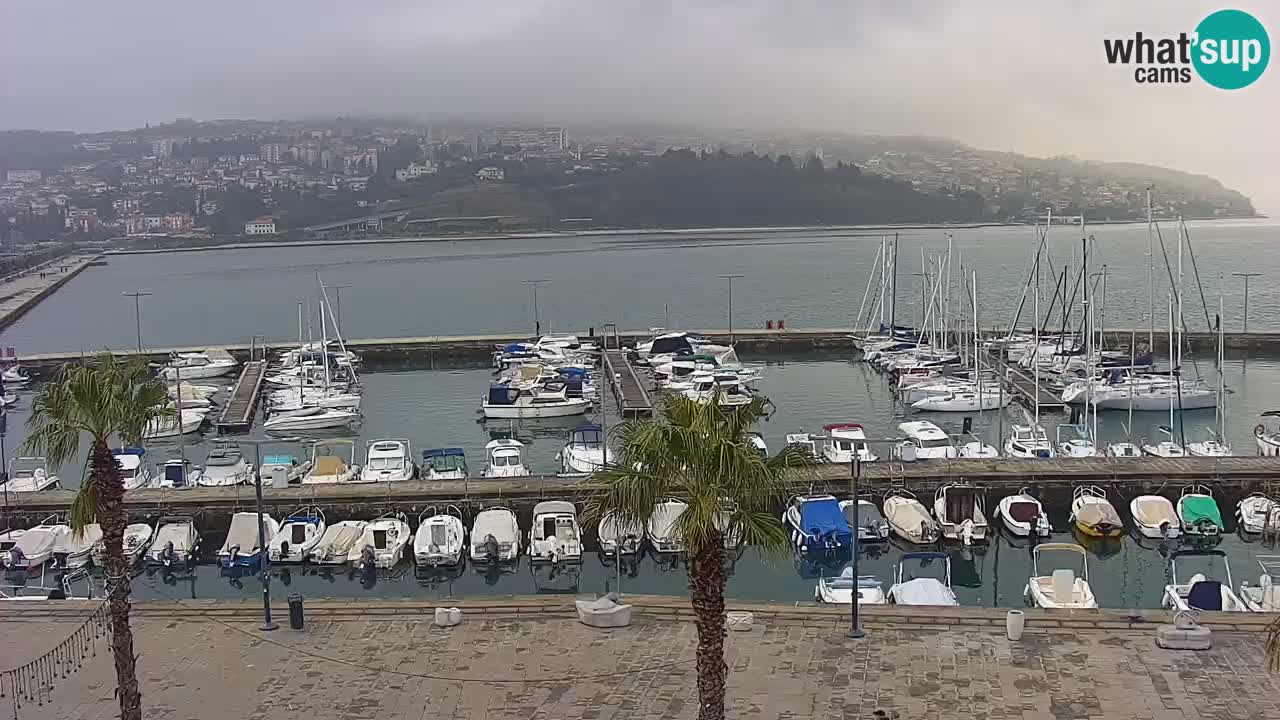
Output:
481 401 592 419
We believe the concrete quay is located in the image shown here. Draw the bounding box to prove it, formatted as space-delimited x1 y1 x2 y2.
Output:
3 596 1278 719
0 253 102 332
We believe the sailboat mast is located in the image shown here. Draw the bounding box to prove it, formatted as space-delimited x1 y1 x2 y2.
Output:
972 269 981 419
1146 187 1155 352
1033 248 1041 427
889 233 899 336
1167 293 1175 436
1217 282 1226 441
296 301 305 404
1176 215 1184 372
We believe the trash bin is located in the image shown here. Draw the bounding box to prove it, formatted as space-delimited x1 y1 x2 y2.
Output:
288 594 304 630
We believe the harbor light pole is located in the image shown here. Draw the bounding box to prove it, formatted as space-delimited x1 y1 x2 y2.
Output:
848 453 864 639
235 437 298 631
523 279 549 336
122 291 152 353
1232 272 1261 333
717 274 743 344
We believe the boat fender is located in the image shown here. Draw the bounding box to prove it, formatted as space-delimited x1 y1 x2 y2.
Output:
280 541 290 559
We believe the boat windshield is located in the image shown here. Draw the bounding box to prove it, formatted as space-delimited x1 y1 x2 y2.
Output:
368 457 404 471
206 452 241 467
492 453 520 467
919 438 952 449
429 455 465 472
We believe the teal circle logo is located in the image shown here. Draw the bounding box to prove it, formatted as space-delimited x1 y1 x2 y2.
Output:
1192 9 1270 89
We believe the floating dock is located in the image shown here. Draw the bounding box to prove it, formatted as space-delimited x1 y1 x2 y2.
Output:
985 350 1068 413
214 359 266 434
602 348 653 418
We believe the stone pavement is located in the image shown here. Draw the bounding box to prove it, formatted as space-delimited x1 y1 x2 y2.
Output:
0 253 99 328
3 599 1280 720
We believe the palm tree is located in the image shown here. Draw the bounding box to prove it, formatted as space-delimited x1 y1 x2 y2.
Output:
585 392 814 720
22 354 171 720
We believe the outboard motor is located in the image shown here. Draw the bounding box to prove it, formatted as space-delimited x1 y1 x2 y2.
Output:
482 533 499 563
359 546 376 574
279 541 291 561
6 546 24 570
160 541 176 568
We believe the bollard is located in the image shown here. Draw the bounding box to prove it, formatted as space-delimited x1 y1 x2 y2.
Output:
766 320 774 329
778 319 786 330
288 594 305 630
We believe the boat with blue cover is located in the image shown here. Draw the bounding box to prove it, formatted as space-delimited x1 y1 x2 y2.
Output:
422 448 468 480
782 494 853 554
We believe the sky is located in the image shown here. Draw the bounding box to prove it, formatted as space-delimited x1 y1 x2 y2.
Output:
2 0 1278 210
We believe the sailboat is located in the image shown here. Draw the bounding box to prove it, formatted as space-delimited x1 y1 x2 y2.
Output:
1187 289 1231 457
1142 296 1187 458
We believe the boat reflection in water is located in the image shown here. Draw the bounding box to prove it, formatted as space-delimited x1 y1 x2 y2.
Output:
531 562 581 594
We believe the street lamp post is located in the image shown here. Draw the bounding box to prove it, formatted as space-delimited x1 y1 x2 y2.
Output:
716 274 743 344
523 279 550 336
1232 272 1262 333
235 438 298 631
847 454 865 639
122 291 152 354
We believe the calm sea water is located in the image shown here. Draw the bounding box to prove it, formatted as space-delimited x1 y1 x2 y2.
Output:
1 220 1278 354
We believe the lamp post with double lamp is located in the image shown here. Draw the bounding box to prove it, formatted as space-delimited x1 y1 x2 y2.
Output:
523 279 550 336
1231 272 1262 333
716 274 743 344
122 291 152 354
233 437 300 632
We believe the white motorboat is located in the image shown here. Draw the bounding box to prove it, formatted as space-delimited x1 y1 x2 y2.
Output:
218 512 280 570
1255 411 1280 456
821 423 878 463
996 489 1050 537
681 373 755 409
359 439 415 483
414 506 466 567
897 379 975 406
897 421 957 459
783 494 853 555
1071 485 1124 538
1236 493 1280 534
783 432 820 460
815 565 886 604
1186 428 1232 457
268 388 363 414
911 389 1009 412
1 392 18 407
143 409 206 439
933 484 988 545
198 442 254 486
168 382 219 406
158 457 204 488
267 508 326 563
263 406 359 432
348 513 411 570
302 440 360 485
558 424 607 474
481 439 529 478
259 454 306 485
1055 425 1099 458
1 364 30 385
1162 550 1249 612
1239 557 1280 612
157 350 237 380
1024 543 1097 609
146 516 200 567
52 523 102 569
307 520 367 565
470 507 521 563
481 383 591 419
840 499 889 542
3 457 60 492
957 437 1000 458
1142 426 1186 457
597 512 644 556
1 523 69 572
0 529 24 554
1129 495 1180 539
882 489 940 544
1105 441 1142 458
746 431 768 457
646 500 688 554
887 552 958 606
1177 485 1223 537
1004 424 1054 459
114 447 154 490
529 501 583 563
421 448 468 480
93 523 154 566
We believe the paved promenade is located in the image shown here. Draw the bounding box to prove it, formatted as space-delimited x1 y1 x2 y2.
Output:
0 253 100 330
3 598 1279 719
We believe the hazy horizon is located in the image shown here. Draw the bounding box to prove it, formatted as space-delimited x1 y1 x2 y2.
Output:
3 0 1277 210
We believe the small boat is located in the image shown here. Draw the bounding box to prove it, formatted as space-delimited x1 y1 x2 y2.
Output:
1130 495 1180 539
481 439 529 478
1070 485 1123 538
1 364 30 385
1004 424 1054 459
1024 543 1097 609
887 552 958 606
359 439 415 483
1177 485 1223 537
783 432 820 460
558 424 608 474
897 421 957 459
782 494 852 555
146 516 200 567
143 409 206 439
157 350 237 380
911 388 1008 412
883 489 940 544
94 523 154 566
198 441 254 486
218 512 279 570
263 406 359 432
347 512 411 570
646 500 688 554
260 454 306 485
301 440 360 485
815 565 886 604
597 512 643 556
1055 428 1100 458
1236 493 1280 534
840 499 889 542
114 447 154 491
469 507 521 563
2 457 60 492
307 520 367 565
158 457 203 488
1142 426 1185 458
933 483 988 545
267 507 326 563
421 447 468 480
1105 441 1142 458
996 489 1050 538
1162 549 1248 612
481 383 591 419
957 436 1000 458
53 523 102 569
1255 411 1280 456
746 431 768 457
1 392 18 407
1186 431 1232 457
414 506 466 567
2 522 70 572
821 423 878 463
529 501 583 563
1239 557 1280 612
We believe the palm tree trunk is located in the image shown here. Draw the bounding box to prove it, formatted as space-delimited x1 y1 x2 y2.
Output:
91 440 143 720
688 535 728 720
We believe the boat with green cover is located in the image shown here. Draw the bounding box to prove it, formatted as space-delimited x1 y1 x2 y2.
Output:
1177 485 1223 537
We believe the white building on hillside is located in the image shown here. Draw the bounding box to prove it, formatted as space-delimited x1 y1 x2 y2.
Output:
244 217 277 235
